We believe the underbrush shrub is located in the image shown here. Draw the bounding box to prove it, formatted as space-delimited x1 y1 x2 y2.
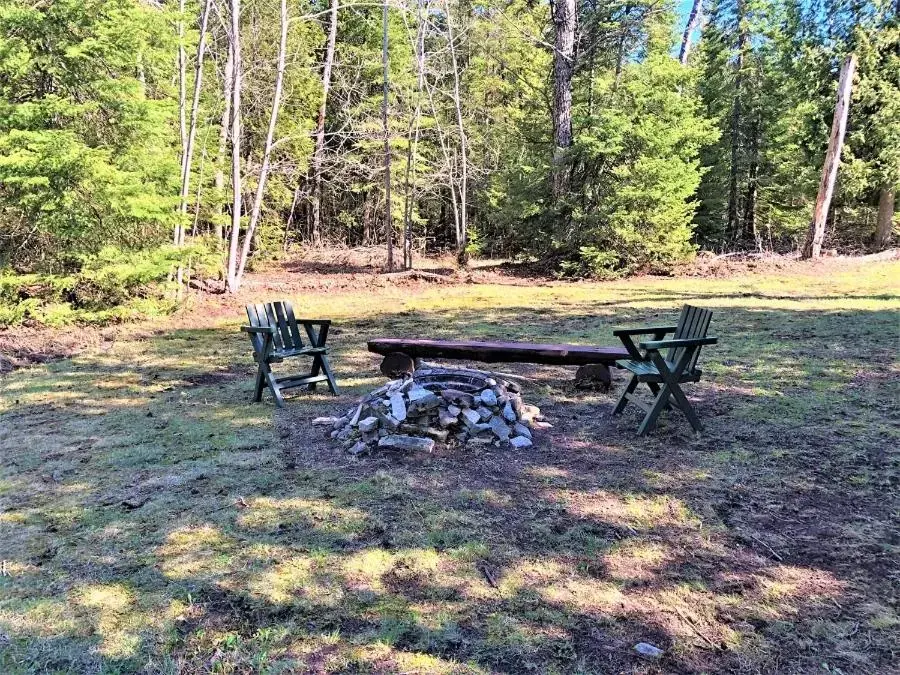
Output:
0 241 222 326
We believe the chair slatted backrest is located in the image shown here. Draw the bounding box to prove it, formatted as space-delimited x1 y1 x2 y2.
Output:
668 304 713 372
246 301 305 353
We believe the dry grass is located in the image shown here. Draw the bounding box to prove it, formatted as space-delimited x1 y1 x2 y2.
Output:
0 256 897 673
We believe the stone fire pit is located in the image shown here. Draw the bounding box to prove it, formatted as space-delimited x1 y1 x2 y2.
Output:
313 367 548 455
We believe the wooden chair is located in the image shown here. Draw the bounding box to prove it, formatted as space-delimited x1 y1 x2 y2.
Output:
612 305 717 435
241 301 339 407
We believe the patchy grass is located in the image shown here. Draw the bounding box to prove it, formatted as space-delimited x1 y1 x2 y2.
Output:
0 258 898 673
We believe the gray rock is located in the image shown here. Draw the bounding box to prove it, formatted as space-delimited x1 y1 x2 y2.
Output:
476 406 493 421
513 422 532 439
425 427 449 442
447 405 461 417
438 411 458 428
441 389 475 408
466 437 492 448
480 388 498 406
502 402 517 422
407 386 431 401
346 441 369 456
509 435 533 449
510 394 524 416
531 420 553 430
312 416 339 427
408 393 442 414
378 435 435 453
633 643 664 660
489 416 511 441
389 392 407 422
333 416 349 430
358 416 379 433
472 423 492 434
507 381 521 393
461 408 482 429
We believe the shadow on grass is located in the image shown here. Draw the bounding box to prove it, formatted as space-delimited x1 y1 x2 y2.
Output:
0 297 896 673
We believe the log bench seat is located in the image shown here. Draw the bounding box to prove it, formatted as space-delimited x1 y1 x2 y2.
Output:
367 338 630 389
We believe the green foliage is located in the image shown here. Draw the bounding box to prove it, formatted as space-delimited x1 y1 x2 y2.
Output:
0 0 180 271
0 242 221 326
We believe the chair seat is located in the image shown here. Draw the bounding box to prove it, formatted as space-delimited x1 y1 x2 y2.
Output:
273 346 327 359
616 359 702 383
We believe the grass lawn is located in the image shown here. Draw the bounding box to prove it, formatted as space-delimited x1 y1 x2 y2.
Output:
0 258 897 673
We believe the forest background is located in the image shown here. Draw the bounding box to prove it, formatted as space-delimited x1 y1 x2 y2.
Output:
0 0 897 325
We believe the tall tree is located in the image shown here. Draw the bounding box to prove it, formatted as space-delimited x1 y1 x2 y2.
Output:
382 0 394 270
226 0 243 292
551 0 576 199
680 0 704 64
310 0 340 246
802 54 856 259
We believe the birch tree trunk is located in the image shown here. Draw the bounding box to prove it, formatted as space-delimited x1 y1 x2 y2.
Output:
802 54 857 259
445 0 468 263
175 0 188 245
551 0 576 200
225 0 243 292
383 0 394 271
178 0 213 240
402 0 427 270
214 42 234 240
679 0 703 65
234 0 289 288
310 0 339 246
874 187 895 249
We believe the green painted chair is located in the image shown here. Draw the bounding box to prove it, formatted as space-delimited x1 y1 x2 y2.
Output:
241 301 339 407
612 305 717 435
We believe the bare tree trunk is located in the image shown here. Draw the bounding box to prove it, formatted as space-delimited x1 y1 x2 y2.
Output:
802 54 857 259
311 0 339 246
225 0 243 292
214 40 234 241
679 0 703 65
551 0 576 199
727 1 747 239
176 0 188 246
445 0 468 263
744 115 760 249
383 0 394 271
234 0 289 287
403 0 427 270
178 0 213 239
874 187 895 249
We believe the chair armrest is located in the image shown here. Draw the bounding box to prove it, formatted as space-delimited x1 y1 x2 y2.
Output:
241 325 276 334
613 325 677 337
639 337 718 351
296 319 331 326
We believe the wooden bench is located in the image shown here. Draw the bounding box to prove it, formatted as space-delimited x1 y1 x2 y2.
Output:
367 338 630 388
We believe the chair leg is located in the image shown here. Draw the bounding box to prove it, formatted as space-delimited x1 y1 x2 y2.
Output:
667 382 703 433
645 382 671 410
266 369 286 408
613 375 638 415
318 354 340 395
637 385 672 436
252 363 266 402
307 355 321 392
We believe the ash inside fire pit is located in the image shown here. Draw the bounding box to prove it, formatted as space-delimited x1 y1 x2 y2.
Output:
313 367 548 455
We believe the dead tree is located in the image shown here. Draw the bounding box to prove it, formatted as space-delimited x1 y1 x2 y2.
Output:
383 0 394 270
551 0 576 199
310 0 340 246
679 0 703 65
445 0 468 263
213 35 234 240
234 0 289 287
225 0 243 292
802 54 857 259
178 0 214 239
175 0 188 245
